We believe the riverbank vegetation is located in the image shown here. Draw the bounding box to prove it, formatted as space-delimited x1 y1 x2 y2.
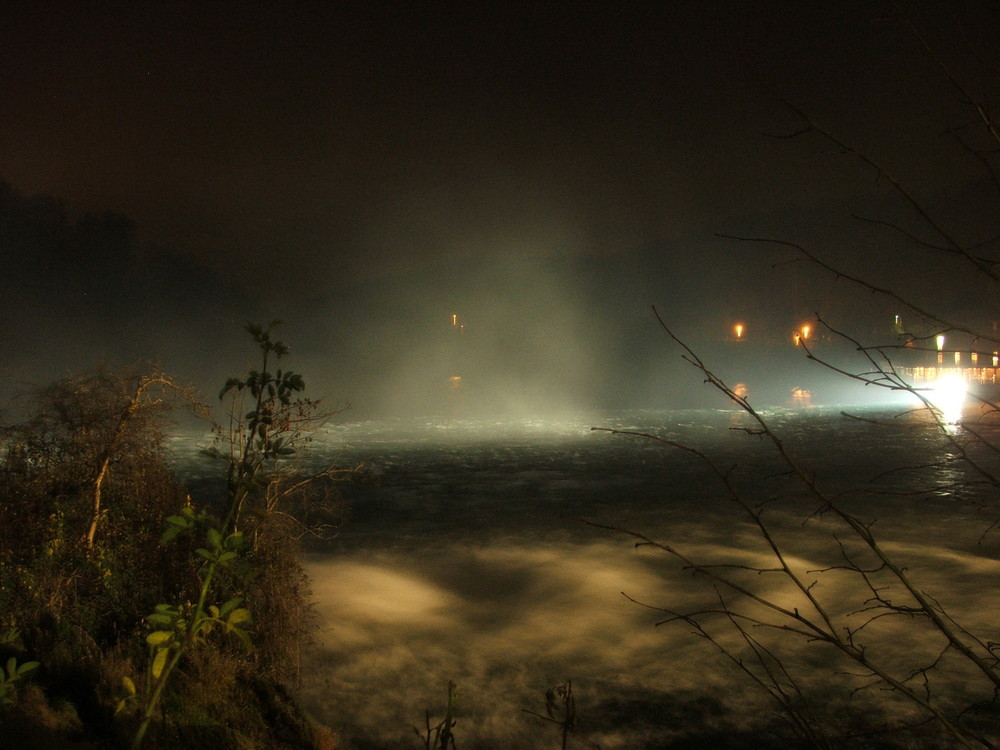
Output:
0 322 342 748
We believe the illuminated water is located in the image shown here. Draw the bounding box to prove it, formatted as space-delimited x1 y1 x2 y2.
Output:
172 404 1000 748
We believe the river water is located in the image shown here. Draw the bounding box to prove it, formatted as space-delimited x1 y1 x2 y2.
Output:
173 401 1000 749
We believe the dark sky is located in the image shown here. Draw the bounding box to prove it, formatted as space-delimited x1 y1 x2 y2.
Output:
2 1 998 416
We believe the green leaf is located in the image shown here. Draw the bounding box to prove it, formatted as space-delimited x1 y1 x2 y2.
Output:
162 524 184 543
195 548 215 562
219 377 242 399
206 527 222 551
219 597 243 616
227 608 252 628
151 647 168 680
122 676 136 696
147 613 173 626
5 657 15 680
15 662 38 678
146 631 172 647
0 629 19 646
217 550 237 564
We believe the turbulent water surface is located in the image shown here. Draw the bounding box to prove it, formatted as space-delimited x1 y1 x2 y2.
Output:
172 404 1000 749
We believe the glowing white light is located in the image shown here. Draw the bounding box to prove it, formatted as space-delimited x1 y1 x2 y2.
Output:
928 373 966 424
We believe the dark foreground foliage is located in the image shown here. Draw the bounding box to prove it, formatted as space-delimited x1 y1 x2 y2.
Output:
0 332 340 748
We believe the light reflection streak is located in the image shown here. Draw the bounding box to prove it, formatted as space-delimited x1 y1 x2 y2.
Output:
925 373 967 425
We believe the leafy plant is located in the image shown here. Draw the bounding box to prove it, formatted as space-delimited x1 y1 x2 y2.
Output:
129 509 253 749
0 324 342 747
0 629 39 708
217 321 313 531
125 321 344 748
0 370 196 631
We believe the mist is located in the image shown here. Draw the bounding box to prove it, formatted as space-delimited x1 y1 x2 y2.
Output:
302 540 1000 748
0 180 902 423
301 539 755 749
4 3 999 420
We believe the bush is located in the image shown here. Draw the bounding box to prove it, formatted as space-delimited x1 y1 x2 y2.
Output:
0 326 340 748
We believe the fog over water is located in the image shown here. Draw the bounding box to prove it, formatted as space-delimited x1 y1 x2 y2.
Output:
168 399 1000 749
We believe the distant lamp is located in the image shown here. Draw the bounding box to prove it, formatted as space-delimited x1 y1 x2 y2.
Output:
801 324 811 340
892 313 905 336
734 323 744 340
936 334 945 350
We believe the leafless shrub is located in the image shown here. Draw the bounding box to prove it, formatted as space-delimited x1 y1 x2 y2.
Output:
595 7 1000 748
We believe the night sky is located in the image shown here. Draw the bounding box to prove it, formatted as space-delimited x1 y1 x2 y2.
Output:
2 1 997 416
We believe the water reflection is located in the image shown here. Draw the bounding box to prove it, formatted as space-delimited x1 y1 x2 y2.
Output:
927 373 967 426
